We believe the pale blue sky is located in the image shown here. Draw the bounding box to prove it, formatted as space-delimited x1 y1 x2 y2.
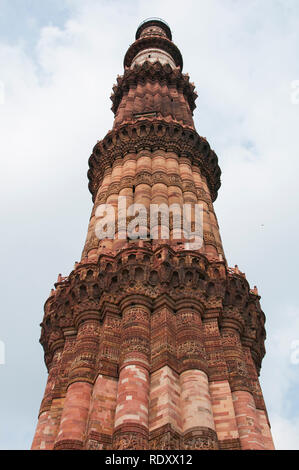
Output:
0 0 298 449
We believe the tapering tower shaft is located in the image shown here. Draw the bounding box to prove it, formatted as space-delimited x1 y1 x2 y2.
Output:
32 18 274 451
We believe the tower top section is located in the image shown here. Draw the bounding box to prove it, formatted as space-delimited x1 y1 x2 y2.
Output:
135 18 172 41
124 18 183 70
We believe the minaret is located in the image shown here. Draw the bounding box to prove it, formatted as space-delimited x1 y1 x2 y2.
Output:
32 18 275 450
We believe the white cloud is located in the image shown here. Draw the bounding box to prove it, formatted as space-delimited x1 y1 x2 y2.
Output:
270 415 299 450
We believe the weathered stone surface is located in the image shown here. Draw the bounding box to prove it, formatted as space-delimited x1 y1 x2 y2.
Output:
31 19 274 450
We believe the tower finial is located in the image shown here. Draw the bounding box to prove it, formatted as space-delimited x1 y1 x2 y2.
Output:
135 18 172 41
124 18 182 70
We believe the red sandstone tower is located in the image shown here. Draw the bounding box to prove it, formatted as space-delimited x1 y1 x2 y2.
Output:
32 19 275 450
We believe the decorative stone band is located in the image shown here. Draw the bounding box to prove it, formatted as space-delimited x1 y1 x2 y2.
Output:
149 424 220 450
40 246 266 376
92 173 211 207
218 438 241 450
150 425 226 450
88 119 221 202
54 439 84 450
110 61 197 114
124 35 183 70
149 423 181 450
113 424 149 450
85 431 113 450
183 427 219 450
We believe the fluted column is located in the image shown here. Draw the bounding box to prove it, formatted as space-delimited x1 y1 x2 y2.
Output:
202 310 241 450
256 409 275 450
193 165 223 259
31 340 64 449
197 171 218 258
85 303 120 450
176 300 218 450
166 152 184 245
221 316 264 449
150 295 177 373
149 296 181 448
48 329 77 447
113 154 135 251
82 170 112 260
54 306 100 450
113 296 151 449
242 343 275 449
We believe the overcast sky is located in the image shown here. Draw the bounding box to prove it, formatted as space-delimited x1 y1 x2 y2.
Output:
0 0 298 450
